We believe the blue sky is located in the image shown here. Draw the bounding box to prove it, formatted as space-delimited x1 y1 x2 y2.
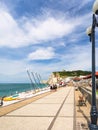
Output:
0 0 98 83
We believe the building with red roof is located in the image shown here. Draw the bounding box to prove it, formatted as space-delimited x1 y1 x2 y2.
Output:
96 72 98 78
82 72 98 79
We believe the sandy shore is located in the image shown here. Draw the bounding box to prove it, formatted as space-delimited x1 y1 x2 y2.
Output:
2 87 50 107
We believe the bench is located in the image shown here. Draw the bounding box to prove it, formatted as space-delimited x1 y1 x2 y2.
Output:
78 94 88 106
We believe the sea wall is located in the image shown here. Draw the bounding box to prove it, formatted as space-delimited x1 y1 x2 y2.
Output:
79 87 98 109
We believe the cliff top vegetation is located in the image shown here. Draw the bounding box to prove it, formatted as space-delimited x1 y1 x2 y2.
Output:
53 70 91 78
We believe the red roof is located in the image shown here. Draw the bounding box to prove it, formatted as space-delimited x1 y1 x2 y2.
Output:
96 72 98 76
83 71 98 79
83 75 91 79
73 77 81 81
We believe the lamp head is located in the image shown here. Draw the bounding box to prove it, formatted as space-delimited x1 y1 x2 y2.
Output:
86 26 92 36
86 26 92 42
93 0 98 15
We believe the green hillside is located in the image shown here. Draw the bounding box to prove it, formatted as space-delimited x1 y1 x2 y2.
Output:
53 70 91 77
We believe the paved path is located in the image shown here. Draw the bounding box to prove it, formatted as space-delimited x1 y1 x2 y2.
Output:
0 87 75 130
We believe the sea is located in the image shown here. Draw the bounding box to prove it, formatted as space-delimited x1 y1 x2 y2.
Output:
0 83 47 97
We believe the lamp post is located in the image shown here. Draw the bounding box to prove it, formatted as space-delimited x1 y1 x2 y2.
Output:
86 0 98 129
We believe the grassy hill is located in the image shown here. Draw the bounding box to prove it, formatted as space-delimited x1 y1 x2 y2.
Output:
53 70 91 78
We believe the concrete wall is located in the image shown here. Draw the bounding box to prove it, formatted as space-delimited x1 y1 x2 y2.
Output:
79 87 98 109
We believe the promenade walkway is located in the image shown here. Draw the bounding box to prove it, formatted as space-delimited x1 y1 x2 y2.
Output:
0 86 75 130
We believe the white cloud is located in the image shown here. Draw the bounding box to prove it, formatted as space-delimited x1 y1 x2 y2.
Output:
0 1 97 83
28 47 55 60
0 45 97 82
0 59 27 75
0 9 26 48
0 6 89 48
81 0 93 6
59 42 66 47
25 17 75 40
59 45 98 71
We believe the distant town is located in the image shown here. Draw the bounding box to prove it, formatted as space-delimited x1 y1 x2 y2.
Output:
47 70 98 89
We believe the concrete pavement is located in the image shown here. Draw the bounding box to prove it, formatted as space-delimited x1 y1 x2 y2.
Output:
0 87 75 130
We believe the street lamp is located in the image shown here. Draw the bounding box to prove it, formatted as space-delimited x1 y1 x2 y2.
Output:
86 0 98 129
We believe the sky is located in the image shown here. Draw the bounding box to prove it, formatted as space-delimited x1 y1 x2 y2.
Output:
0 0 98 83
